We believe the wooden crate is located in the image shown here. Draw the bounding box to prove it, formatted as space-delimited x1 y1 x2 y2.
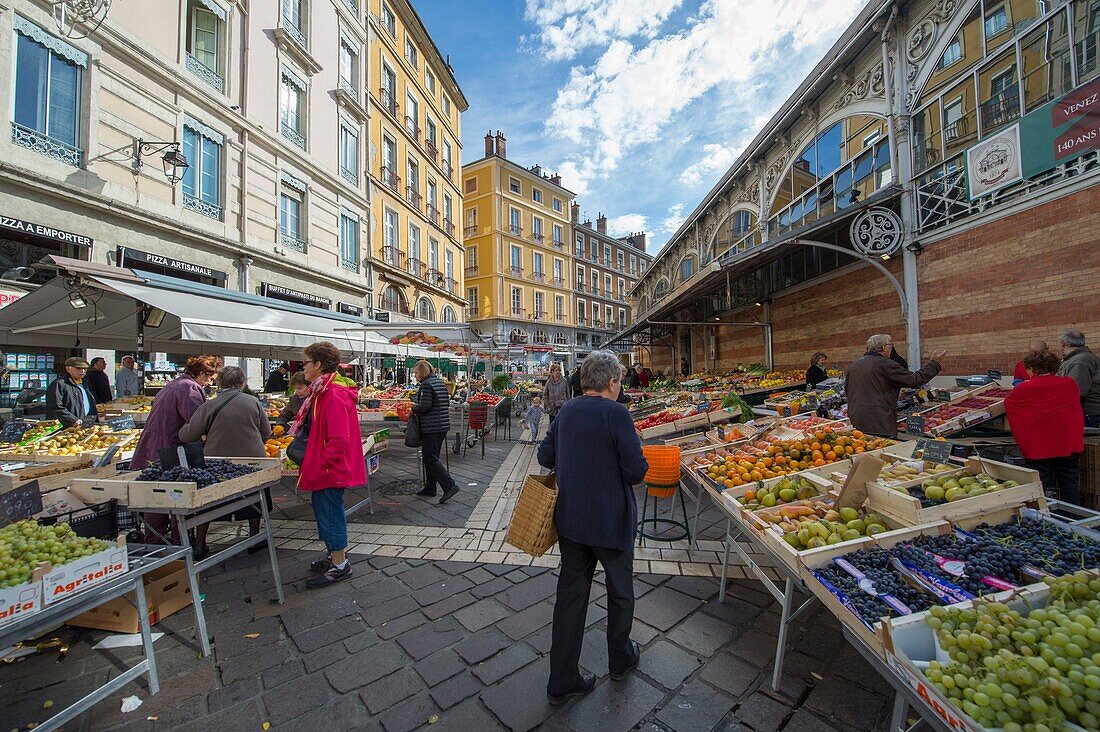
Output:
796 522 954 659
1081 436 1100 510
71 457 280 510
865 458 1042 527
1 462 119 494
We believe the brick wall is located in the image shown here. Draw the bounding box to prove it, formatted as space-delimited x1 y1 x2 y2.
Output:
635 185 1100 376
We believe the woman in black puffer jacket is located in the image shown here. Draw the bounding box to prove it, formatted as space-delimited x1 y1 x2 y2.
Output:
412 360 459 504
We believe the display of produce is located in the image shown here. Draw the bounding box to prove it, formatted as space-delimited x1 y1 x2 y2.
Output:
893 469 1021 506
14 421 62 446
922 573 1100 730
5 425 139 456
136 459 258 486
814 548 936 626
971 517 1100 577
733 476 822 509
469 393 503 406
876 460 955 486
759 501 893 549
265 435 293 456
0 520 109 589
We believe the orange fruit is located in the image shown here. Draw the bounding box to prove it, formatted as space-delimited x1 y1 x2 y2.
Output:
749 470 763 481
814 458 826 466
852 430 864 439
744 489 755 500
825 451 836 461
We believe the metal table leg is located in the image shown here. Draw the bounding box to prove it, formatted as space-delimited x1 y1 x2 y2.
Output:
260 490 286 604
184 547 212 657
888 693 910 732
772 578 795 690
134 578 160 695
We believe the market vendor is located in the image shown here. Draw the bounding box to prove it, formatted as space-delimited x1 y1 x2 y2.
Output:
844 334 945 438
806 352 829 388
1004 349 1084 505
1058 329 1100 429
276 372 310 428
44 357 96 427
115 356 143 398
85 357 114 404
263 362 290 393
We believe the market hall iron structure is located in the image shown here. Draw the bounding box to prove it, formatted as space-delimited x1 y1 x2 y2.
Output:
612 0 1100 377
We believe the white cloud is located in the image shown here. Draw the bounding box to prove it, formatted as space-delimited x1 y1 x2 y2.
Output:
606 213 647 235
544 0 865 194
678 143 739 186
660 204 686 234
524 0 683 61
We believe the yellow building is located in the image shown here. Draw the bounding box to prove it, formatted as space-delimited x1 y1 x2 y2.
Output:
367 0 468 322
462 133 575 347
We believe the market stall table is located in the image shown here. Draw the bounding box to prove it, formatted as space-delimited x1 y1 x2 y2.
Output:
0 544 206 732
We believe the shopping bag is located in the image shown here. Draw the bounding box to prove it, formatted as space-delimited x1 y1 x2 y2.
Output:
404 412 423 448
504 473 558 557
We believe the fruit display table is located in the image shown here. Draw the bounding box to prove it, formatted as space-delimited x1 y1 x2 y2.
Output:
0 544 205 732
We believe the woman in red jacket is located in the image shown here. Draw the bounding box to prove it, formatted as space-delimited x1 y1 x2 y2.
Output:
1004 349 1084 505
292 341 367 588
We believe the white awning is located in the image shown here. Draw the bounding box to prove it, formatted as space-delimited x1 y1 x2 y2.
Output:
0 261 412 359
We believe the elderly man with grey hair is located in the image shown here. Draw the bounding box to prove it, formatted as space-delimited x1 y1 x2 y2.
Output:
1058 329 1100 428
537 350 649 705
179 365 272 558
844 334 947 438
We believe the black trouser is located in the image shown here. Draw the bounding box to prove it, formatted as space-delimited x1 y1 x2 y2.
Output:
1026 455 1081 506
421 430 456 495
548 536 635 696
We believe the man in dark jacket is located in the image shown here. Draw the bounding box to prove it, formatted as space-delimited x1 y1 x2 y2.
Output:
45 357 96 427
844 334 946 438
84 357 114 404
569 366 582 398
264 363 290 393
1058 329 1100 428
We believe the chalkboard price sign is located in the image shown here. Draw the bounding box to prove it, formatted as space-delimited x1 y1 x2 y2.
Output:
0 479 43 525
917 439 952 464
80 413 98 428
158 442 206 469
987 369 1002 381
905 415 927 436
107 415 137 431
0 420 32 444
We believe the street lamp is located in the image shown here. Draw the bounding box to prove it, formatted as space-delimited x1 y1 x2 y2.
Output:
132 139 190 186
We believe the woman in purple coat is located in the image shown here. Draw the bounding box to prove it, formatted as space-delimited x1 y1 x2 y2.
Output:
131 356 219 542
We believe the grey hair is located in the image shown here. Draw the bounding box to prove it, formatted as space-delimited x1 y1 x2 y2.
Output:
580 350 623 392
216 365 247 390
866 334 892 352
1061 329 1086 348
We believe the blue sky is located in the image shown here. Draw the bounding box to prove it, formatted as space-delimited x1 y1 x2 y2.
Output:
417 0 868 254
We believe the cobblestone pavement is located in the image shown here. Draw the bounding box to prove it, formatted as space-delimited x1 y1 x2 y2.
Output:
1 424 898 731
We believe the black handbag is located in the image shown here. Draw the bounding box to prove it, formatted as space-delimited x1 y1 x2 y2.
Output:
405 412 423 448
287 402 310 465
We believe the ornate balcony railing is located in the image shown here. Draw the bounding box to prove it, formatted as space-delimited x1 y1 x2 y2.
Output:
424 140 438 162
281 121 305 149
509 266 523 277
463 225 478 238
508 225 523 236
406 186 422 209
551 277 565 287
380 245 404 268
426 203 440 225
554 314 565 323
406 257 426 278
511 307 526 318
404 116 420 140
280 14 308 50
379 88 399 118
338 77 357 100
380 166 400 192
341 166 357 186
11 122 82 166
533 310 547 320
280 230 307 252
183 194 222 220
577 316 587 326
443 219 455 238
185 52 224 93
445 277 458 294
464 265 479 277
340 257 358 272
979 86 1020 132
531 232 544 244
575 282 585 293
551 239 564 250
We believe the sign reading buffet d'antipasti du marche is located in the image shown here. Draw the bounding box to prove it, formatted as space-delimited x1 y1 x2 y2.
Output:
967 76 1100 199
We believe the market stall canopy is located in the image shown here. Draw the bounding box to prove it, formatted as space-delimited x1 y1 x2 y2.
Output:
0 257 409 359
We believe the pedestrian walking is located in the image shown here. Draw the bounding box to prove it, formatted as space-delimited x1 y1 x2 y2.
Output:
537 350 648 705
523 396 547 444
412 360 460 504
293 341 365 588
541 362 571 423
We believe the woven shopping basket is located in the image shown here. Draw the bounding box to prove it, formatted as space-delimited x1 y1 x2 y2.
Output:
505 473 558 556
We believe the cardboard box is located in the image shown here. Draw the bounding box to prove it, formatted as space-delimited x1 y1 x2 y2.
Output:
67 560 191 633
42 540 129 605
0 578 43 630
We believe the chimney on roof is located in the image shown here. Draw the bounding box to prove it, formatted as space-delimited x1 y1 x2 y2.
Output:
550 173 561 186
495 131 507 159
596 213 607 234
484 131 495 157
532 164 542 176
570 202 580 224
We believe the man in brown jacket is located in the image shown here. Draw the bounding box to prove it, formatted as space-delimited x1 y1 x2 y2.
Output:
844 334 946 438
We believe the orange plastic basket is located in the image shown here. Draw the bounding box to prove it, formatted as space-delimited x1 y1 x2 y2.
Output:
646 483 678 498
642 445 681 487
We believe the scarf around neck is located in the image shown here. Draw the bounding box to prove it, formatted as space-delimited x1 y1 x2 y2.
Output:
290 372 334 435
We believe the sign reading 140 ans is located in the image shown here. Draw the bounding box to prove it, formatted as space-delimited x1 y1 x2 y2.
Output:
967 76 1100 199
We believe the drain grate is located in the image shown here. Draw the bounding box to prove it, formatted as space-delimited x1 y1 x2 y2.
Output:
375 477 427 496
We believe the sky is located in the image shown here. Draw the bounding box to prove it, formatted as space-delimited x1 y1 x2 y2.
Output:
416 0 870 255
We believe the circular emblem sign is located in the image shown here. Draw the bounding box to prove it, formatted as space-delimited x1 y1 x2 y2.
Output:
849 207 904 257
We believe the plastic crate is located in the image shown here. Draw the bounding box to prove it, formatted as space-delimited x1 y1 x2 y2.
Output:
39 498 120 539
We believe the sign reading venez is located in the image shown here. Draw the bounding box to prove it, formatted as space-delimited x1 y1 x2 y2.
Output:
261 283 331 309
0 217 93 248
118 247 229 285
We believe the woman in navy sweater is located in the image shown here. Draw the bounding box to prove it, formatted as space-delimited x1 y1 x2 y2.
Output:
538 350 649 705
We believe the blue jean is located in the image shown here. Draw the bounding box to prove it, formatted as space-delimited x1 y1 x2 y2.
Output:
310 488 347 554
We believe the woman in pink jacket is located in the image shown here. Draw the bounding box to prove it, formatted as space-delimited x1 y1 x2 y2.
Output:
292 341 366 588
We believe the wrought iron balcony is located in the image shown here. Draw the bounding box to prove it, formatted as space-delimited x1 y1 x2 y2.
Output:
426 268 446 288
185 52 224 93
575 282 585 293
551 239 564 250
10 123 83 167
467 306 480 317
444 219 455 238
980 86 1020 132
464 225 478 238
338 77 358 100
424 140 438 162
509 266 523 277
341 166 358 186
577 316 587 326
426 203 440 225
279 15 308 51
509 225 523 236
340 257 359 272
379 245 404 268
281 120 305 149
406 257 426 278
404 116 420 140
531 232 545 244
379 88 399 118
280 230 307 252
406 186 422 209
183 194 223 220
511 307 526 318
445 277 458 294
380 166 400 192
531 271 545 283
464 265 479 277
533 310 547 320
